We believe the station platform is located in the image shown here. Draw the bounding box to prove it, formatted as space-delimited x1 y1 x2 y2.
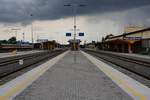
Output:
118 52 150 60
87 48 150 62
0 50 44 58
0 51 149 100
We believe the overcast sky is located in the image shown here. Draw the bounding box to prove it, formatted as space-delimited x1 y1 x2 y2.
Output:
0 0 150 44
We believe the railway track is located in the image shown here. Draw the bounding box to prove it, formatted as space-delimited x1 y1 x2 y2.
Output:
0 51 49 65
0 52 49 66
83 49 150 80
0 50 66 79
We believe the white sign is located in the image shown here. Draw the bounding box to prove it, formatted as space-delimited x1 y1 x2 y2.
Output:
37 39 48 43
19 59 24 65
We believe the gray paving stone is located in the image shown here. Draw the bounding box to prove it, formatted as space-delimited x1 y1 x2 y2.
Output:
14 51 133 100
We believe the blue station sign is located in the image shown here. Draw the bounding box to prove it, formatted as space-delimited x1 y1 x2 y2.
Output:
66 33 72 37
79 33 84 36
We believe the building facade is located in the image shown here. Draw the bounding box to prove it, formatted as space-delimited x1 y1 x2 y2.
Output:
97 27 150 54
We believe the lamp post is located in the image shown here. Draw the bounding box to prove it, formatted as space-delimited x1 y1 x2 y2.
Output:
30 14 34 49
64 4 86 51
30 14 34 44
64 4 86 63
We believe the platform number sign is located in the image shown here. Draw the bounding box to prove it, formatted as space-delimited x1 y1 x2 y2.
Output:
66 33 71 37
79 33 84 36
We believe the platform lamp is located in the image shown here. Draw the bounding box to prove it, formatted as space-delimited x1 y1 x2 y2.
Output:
64 3 86 63
64 4 86 51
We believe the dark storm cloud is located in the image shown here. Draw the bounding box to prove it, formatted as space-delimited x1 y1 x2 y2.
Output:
0 0 150 23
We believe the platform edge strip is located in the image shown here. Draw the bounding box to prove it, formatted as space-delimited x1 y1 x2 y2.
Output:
81 51 150 100
0 51 69 100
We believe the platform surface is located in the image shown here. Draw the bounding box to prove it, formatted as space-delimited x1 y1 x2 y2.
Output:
98 49 150 60
119 52 150 59
14 51 132 100
0 50 44 58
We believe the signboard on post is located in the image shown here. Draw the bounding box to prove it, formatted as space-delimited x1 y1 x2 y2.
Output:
66 33 72 37
79 33 84 36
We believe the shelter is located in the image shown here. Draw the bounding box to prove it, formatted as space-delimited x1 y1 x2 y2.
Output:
68 39 81 50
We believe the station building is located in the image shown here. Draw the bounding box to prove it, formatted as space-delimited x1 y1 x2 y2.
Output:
97 27 150 54
68 39 81 50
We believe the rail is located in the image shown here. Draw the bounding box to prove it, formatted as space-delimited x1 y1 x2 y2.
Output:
83 49 150 80
0 49 66 79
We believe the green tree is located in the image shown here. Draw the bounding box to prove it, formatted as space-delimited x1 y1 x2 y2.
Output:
8 37 17 44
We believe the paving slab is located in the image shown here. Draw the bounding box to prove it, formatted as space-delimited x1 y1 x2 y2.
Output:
14 51 132 100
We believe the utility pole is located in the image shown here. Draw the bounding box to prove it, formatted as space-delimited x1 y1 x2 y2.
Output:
31 22 34 44
11 28 20 41
22 33 25 42
11 28 20 52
